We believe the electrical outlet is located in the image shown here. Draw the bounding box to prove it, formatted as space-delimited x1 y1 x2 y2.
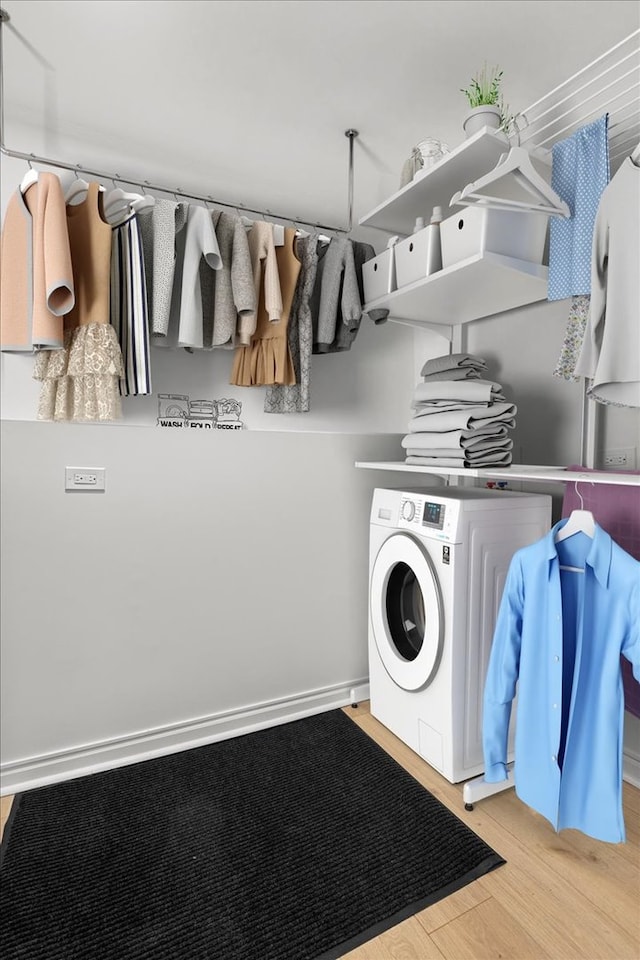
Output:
603 447 636 469
65 467 106 491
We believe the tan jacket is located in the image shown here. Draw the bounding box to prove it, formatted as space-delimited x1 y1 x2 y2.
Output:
0 173 75 352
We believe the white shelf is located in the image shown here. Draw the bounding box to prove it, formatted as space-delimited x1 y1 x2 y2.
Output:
354 462 640 487
359 128 511 236
363 253 548 326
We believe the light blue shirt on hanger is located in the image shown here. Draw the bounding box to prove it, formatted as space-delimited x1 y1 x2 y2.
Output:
483 521 640 844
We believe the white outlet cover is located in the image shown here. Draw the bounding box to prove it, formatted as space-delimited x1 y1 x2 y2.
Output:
65 467 106 491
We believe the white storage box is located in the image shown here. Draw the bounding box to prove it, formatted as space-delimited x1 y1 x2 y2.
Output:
362 247 396 302
394 225 442 287
440 207 548 268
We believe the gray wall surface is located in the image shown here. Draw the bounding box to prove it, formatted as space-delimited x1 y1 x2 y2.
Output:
0 422 405 766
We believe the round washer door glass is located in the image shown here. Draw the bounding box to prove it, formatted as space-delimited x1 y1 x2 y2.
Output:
370 533 444 691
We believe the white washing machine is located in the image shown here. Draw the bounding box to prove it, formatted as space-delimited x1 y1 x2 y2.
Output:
369 485 551 783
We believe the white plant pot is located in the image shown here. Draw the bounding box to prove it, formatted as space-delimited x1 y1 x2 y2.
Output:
463 105 502 138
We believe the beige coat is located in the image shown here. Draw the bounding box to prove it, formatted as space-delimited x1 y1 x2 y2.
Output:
0 172 75 352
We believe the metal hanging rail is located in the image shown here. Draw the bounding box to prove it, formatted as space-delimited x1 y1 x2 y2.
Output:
515 29 640 174
0 8 358 234
513 28 640 470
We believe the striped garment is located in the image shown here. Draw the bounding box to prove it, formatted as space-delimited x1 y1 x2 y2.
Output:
110 214 152 397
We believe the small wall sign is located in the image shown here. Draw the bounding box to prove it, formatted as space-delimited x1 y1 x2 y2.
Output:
157 394 244 430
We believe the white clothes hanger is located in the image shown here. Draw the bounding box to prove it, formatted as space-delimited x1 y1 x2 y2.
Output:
65 176 91 204
103 186 155 219
20 159 38 194
450 146 571 218
555 483 595 544
64 168 107 205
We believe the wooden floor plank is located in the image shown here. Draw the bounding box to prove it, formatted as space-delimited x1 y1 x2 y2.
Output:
343 916 446 959
415 875 493 933
430 896 552 960
346 705 640 959
1 794 14 840
485 787 640 940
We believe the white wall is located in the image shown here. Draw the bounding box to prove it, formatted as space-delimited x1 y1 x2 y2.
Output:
3 125 639 789
0 421 418 790
0 140 430 791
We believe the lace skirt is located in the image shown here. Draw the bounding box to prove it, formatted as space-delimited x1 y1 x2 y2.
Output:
33 323 125 422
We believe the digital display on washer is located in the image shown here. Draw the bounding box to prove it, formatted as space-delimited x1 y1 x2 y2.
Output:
422 501 445 529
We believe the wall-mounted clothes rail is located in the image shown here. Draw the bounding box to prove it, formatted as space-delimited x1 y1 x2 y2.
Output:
0 8 358 235
514 29 640 173
511 28 640 471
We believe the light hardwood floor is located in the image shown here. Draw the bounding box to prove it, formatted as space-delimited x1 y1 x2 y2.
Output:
1 703 638 960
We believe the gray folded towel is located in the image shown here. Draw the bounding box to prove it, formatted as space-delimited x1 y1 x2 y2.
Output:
405 451 513 468
408 418 508 435
402 427 510 449
402 434 513 453
406 403 517 432
420 353 487 377
412 400 493 413
414 379 505 404
422 368 483 382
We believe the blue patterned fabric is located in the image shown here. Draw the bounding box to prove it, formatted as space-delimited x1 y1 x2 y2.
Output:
547 115 610 301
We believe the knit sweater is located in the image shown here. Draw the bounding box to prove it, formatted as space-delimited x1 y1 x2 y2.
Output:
202 210 256 349
312 237 362 353
237 221 283 347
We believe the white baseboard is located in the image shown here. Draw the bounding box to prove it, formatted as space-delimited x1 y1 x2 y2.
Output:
0 680 371 796
623 751 640 789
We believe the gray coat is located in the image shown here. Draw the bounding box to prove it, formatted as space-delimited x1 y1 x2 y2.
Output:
201 210 256 349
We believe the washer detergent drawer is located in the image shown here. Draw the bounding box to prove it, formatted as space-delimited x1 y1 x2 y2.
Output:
370 533 444 691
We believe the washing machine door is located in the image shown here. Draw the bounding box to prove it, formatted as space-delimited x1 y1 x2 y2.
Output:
370 533 444 691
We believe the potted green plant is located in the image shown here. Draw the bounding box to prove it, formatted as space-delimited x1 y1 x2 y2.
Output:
460 64 509 138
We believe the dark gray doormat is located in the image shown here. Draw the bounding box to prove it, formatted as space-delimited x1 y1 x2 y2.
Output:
0 709 505 959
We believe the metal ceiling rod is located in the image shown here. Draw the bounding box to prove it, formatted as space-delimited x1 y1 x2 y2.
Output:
0 8 358 234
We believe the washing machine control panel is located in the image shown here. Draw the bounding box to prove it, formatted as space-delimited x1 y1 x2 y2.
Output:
398 495 461 541
401 500 416 521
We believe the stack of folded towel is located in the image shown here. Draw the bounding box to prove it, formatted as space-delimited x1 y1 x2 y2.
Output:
402 352 516 468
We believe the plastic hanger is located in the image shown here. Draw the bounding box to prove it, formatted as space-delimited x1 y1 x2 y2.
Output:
104 186 155 218
65 176 91 204
20 159 38 194
449 146 571 218
64 167 107 205
555 483 595 544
